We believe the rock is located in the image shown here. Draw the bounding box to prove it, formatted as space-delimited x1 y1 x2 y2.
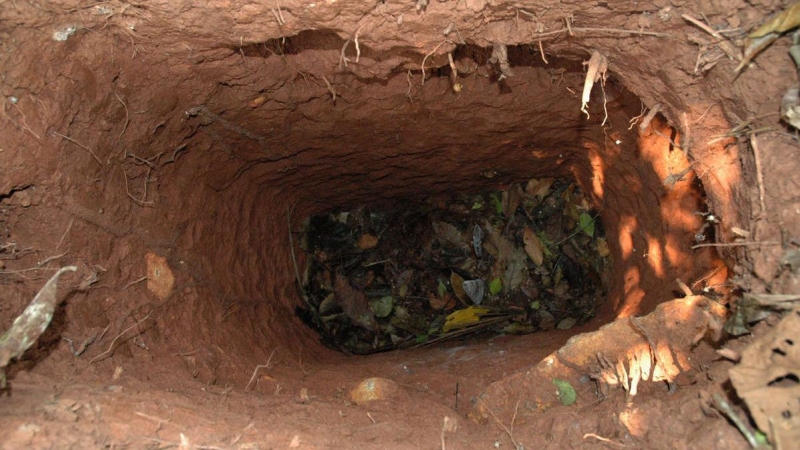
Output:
350 377 405 404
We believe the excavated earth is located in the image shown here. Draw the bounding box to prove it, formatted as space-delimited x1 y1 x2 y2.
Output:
0 0 798 448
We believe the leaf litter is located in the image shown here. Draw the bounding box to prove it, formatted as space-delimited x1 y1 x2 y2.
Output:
296 179 611 354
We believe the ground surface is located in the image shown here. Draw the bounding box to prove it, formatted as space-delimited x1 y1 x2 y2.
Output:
1 0 799 449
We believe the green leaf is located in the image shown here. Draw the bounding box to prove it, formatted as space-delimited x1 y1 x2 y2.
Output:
437 280 448 299
553 378 577 406
369 296 394 318
490 192 503 215
489 277 502 296
579 212 595 237
471 201 484 210
530 300 540 310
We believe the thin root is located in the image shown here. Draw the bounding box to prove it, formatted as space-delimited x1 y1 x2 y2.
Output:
90 310 154 364
245 348 278 391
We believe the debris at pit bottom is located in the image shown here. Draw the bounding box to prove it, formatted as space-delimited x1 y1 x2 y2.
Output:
296 179 611 354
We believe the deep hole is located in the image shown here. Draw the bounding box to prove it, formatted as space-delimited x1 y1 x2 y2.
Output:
297 181 608 354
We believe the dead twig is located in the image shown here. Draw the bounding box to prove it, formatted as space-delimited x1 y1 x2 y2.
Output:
353 25 364 63
56 219 74 251
538 40 548 64
89 309 154 364
638 103 661 132
710 393 761 448
750 135 766 216
6 101 42 140
114 92 129 140
122 276 148 290
52 131 103 166
530 26 671 39
321 75 337 104
244 348 277 391
681 14 741 62
421 40 454 86
123 167 154 207
583 433 628 447
479 398 523 450
691 241 779 249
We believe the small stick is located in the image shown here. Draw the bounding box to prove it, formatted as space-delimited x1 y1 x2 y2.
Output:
52 131 103 166
96 324 111 343
353 25 364 63
123 167 154 207
538 40 548 64
691 241 779 249
338 39 351 69
56 219 74 251
750 135 766 216
680 111 692 157
321 75 336 104
674 278 693 297
583 433 628 447
421 40 454 86
90 310 154 364
638 103 661 132
681 14 740 61
406 70 413 101
122 276 148 290
274 0 285 24
479 398 522 450
9 102 41 140
37 251 68 267
74 335 96 356
114 92 130 140
367 412 376 424
711 393 761 448
245 348 277 391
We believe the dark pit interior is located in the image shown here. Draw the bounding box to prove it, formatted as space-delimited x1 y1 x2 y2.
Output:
2 2 796 448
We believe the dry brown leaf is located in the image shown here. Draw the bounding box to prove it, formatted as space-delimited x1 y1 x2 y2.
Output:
357 234 379 250
0 266 77 388
525 178 555 199
502 184 522 218
432 221 466 250
523 227 544 266
596 237 611 258
428 292 456 310
485 222 527 293
450 271 468 304
334 273 377 331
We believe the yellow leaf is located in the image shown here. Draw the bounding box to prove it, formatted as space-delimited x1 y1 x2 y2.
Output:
442 306 489 332
596 237 610 258
523 227 544 266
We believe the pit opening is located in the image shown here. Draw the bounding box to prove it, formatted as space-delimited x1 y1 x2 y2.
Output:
2 5 764 446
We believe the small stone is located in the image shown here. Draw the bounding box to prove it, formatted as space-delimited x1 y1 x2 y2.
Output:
15 190 31 207
350 377 405 404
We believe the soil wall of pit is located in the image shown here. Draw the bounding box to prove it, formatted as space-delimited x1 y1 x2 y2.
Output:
0 0 794 394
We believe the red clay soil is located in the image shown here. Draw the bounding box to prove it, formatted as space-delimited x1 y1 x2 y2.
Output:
0 0 798 449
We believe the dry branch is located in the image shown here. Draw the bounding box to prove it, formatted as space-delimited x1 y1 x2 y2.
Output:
89 310 154 364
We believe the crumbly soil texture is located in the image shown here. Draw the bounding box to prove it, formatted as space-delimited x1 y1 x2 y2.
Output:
1 0 799 449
